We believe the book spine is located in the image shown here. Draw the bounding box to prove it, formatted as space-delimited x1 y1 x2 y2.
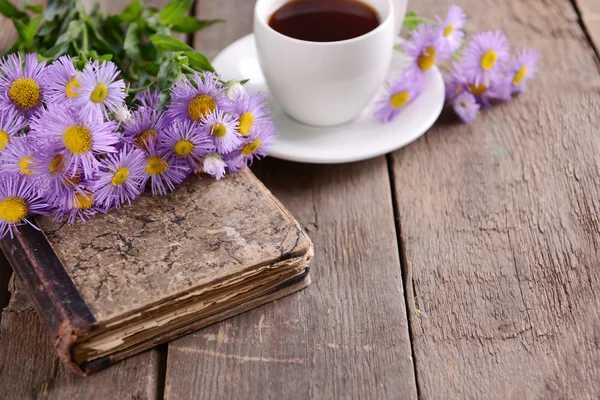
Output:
0 222 97 376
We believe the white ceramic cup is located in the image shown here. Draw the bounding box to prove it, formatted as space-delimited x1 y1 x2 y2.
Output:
254 0 404 127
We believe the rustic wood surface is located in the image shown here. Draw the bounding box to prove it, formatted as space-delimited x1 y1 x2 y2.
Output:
1 0 600 399
575 0 600 54
392 0 600 399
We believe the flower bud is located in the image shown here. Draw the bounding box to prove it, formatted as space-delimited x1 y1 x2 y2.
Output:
225 81 246 102
114 103 132 123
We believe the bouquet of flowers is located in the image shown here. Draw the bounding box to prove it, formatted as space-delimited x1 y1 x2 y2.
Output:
376 6 540 124
0 0 276 239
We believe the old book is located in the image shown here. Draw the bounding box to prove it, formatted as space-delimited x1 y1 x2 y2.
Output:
0 169 312 375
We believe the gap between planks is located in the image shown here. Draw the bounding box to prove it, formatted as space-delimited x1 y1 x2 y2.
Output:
572 0 600 60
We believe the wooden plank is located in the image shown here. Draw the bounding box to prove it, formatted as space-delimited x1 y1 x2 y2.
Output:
391 0 600 398
574 0 600 54
167 7 417 394
0 277 164 399
165 156 417 399
166 7 416 398
0 16 17 54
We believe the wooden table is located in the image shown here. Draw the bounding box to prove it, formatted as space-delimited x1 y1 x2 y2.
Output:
2 0 600 398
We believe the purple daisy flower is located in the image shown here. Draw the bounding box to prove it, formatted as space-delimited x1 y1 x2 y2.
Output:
1 136 38 177
462 30 511 87
0 108 26 152
54 188 102 224
223 151 245 173
224 91 270 136
73 60 126 118
94 145 146 209
233 122 277 166
224 81 247 102
403 24 450 79
0 174 50 239
200 110 241 154
374 74 423 123
453 92 480 123
202 153 226 179
31 144 89 204
0 53 48 116
167 72 228 123
506 47 540 94
29 103 119 179
157 120 214 170
122 107 167 150
45 55 81 104
141 139 190 196
136 88 161 109
437 6 466 53
449 63 511 108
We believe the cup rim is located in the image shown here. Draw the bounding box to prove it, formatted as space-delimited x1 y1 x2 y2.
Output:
254 0 394 46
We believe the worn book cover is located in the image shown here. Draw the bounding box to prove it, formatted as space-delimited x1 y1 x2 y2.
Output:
0 169 313 375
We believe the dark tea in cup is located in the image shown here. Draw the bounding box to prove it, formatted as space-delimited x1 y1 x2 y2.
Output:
268 0 380 42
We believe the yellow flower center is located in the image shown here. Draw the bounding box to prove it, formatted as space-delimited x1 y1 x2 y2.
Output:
242 139 262 156
91 83 108 103
174 140 194 156
0 197 28 223
211 123 227 137
8 78 41 111
469 84 488 96
513 65 528 85
19 156 34 176
136 129 158 149
188 95 216 121
417 47 437 71
111 167 129 186
444 24 454 37
145 156 168 175
49 154 65 175
238 112 254 135
66 78 82 98
481 50 498 71
73 191 94 209
0 130 9 150
390 91 410 108
63 125 92 154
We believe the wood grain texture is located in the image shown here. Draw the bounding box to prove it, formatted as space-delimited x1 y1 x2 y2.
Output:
0 277 163 400
574 0 600 54
164 158 417 398
391 0 600 399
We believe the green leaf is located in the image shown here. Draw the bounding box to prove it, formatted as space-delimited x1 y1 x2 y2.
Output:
149 34 193 52
171 17 224 34
0 0 27 19
182 51 214 72
120 0 143 22
403 11 427 30
159 0 193 26
157 56 182 91
124 22 141 61
25 4 44 14
84 19 116 58
44 19 83 58
15 15 43 47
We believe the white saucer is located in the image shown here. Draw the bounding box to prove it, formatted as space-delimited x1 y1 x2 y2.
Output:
213 34 445 164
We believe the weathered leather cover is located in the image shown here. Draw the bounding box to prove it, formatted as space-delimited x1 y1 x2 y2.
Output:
0 169 312 375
